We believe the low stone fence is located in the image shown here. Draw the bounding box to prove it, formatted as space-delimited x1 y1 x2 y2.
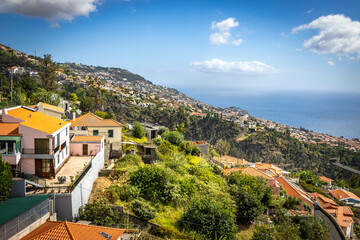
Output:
318 206 347 240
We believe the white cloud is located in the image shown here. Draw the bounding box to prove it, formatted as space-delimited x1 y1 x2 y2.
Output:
327 60 335 66
211 17 239 31
210 17 243 46
305 8 314 14
293 14 360 59
0 0 99 21
190 58 278 75
280 32 288 38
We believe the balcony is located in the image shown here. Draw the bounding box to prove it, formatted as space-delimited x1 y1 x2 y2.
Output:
21 148 59 159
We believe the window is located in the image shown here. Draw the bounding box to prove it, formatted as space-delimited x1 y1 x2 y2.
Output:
42 159 51 173
8 142 14 154
0 142 6 154
66 146 68 155
66 127 68 136
108 130 114 138
57 155 60 165
93 130 99 136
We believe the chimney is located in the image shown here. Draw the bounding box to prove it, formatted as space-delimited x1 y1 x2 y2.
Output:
38 104 44 113
73 112 76 121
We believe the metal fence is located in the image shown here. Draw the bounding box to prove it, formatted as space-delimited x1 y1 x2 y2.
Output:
0 199 50 240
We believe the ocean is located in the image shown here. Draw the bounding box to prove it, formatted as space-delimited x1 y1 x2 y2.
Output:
179 90 360 139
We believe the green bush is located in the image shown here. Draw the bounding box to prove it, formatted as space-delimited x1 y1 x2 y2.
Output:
158 126 169 136
0 155 12 201
115 154 143 169
161 131 184 146
282 196 301 209
179 194 237 240
80 200 120 225
132 199 156 221
132 122 145 139
129 165 174 203
252 225 274 240
299 217 330 240
106 184 140 203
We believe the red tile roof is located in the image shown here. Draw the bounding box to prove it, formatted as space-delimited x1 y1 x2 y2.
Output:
330 189 360 201
0 123 20 136
319 176 334 184
277 176 313 208
21 220 126 240
69 113 122 127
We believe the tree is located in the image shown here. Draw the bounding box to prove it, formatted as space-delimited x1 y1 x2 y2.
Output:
31 89 60 106
158 126 169 136
299 217 330 240
132 122 145 139
0 155 12 201
210 149 220 158
252 225 274 240
282 196 301 209
233 189 263 224
94 110 107 119
214 139 230 157
274 222 300 240
161 131 184 146
15 77 38 98
69 93 78 113
80 199 120 225
179 194 237 240
39 54 58 91
173 122 187 133
79 95 94 113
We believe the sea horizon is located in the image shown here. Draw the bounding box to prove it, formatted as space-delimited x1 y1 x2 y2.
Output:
179 89 360 140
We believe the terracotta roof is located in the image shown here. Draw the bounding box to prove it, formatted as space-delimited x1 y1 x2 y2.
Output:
277 176 313 207
21 220 126 240
6 107 69 134
310 192 337 208
222 167 274 180
71 136 103 142
215 155 250 166
0 123 20 136
330 189 360 201
69 113 122 127
38 102 65 114
319 176 334 183
255 162 283 175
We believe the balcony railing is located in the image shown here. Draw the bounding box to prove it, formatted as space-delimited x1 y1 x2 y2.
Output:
22 148 58 155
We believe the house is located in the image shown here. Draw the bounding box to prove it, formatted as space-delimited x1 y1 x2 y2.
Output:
215 155 250 166
319 176 334 186
70 136 104 156
255 162 283 176
20 220 130 240
277 176 313 211
69 113 122 152
330 189 360 205
142 122 161 141
310 192 354 238
2 106 70 178
29 102 65 119
0 123 22 171
0 195 55 240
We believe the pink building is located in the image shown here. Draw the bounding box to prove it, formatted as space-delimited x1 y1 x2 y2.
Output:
70 136 104 156
2 106 70 178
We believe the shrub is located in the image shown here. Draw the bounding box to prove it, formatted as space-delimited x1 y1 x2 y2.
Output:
129 165 174 203
299 217 330 240
0 155 12 201
132 199 156 221
158 126 169 136
234 189 263 224
115 154 143 169
132 122 145 139
252 225 274 240
282 196 301 209
161 131 184 146
179 194 237 240
80 200 120 225
106 184 140 203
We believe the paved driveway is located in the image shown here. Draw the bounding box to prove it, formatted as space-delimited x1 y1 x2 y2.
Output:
314 209 342 240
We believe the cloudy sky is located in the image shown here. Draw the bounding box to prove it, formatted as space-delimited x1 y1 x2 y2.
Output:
0 0 360 95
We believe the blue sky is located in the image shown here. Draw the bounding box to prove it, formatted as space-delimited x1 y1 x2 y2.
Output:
0 0 360 95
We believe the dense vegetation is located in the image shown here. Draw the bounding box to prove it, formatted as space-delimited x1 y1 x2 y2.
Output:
0 155 12 201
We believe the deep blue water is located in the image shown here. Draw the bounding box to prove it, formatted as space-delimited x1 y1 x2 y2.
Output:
180 90 360 139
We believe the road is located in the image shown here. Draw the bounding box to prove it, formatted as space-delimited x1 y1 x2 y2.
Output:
331 162 360 175
314 209 342 240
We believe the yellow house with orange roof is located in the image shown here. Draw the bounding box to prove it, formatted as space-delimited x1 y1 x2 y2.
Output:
2 106 70 178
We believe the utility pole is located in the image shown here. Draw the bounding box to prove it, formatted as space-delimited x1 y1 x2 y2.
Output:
0 76 2 103
10 70 13 104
